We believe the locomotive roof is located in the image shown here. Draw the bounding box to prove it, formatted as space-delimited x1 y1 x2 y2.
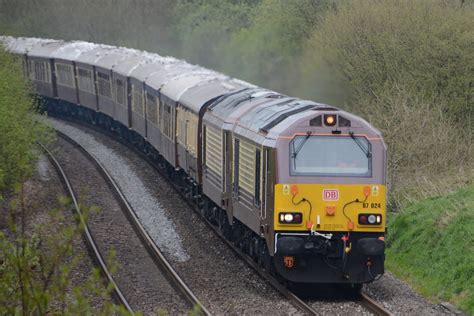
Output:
179 79 247 114
237 99 320 134
207 88 270 117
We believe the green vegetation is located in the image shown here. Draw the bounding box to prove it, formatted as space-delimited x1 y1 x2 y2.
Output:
0 198 127 314
0 44 51 195
387 185 474 313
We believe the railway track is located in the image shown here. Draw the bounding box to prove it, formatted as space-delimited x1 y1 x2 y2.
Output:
50 118 391 316
360 292 391 316
43 132 210 315
40 143 133 314
47 116 393 315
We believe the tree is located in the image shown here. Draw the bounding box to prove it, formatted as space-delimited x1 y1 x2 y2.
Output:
0 44 52 196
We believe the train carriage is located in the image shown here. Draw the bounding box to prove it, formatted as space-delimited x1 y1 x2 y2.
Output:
161 73 228 179
75 45 113 111
179 79 246 185
1 36 388 286
26 40 64 98
144 63 198 167
1 37 55 77
51 41 96 104
129 61 176 139
112 54 154 129
201 88 272 213
92 48 137 120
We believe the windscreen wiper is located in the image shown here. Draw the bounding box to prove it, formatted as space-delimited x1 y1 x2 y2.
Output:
292 131 312 159
349 131 371 158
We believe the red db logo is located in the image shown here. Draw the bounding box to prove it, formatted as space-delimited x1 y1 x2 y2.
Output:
323 189 339 201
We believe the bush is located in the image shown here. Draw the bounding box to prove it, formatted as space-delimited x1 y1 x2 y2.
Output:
172 0 257 69
221 0 335 94
357 87 473 208
0 45 51 195
306 0 474 120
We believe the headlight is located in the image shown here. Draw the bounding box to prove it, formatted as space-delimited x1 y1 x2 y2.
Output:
279 212 303 224
368 214 376 224
284 214 294 223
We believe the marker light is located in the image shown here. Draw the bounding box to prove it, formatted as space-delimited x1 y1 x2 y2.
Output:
279 212 303 224
294 213 302 223
324 115 337 127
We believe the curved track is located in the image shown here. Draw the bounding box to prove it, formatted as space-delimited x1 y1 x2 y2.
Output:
43 133 210 315
51 118 391 316
51 117 392 315
40 143 134 314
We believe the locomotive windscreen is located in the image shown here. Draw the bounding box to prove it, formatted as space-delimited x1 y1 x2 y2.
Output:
290 135 371 177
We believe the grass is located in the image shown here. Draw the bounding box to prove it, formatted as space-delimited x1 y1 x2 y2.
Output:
386 185 474 314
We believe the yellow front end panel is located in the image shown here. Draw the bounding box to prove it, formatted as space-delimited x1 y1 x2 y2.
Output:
274 184 386 232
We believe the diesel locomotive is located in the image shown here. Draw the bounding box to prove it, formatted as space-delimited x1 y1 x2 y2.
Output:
1 36 387 286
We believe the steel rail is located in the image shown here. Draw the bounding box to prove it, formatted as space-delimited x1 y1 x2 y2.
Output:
360 292 392 316
39 143 134 314
55 131 210 316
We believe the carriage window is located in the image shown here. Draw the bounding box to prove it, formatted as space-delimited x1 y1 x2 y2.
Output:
77 68 94 93
56 63 74 88
97 72 112 98
132 84 144 116
161 102 173 139
290 135 371 177
146 93 158 126
114 78 126 106
31 61 51 83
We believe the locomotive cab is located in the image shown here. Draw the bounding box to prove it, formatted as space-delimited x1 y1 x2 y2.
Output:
271 110 387 284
